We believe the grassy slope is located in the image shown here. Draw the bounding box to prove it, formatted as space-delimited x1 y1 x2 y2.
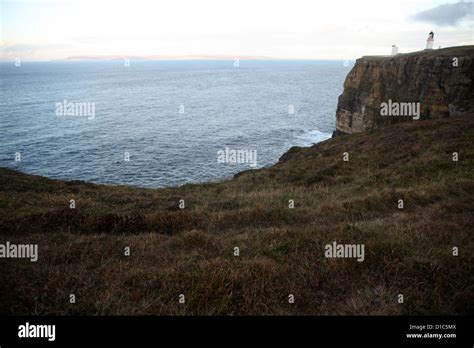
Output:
1 117 473 315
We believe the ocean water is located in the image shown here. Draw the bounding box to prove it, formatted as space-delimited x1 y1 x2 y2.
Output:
0 60 350 188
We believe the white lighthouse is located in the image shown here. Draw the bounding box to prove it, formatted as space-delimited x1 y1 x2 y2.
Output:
391 45 399 56
426 31 434 50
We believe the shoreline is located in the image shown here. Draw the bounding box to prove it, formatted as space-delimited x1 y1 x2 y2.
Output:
1 128 334 190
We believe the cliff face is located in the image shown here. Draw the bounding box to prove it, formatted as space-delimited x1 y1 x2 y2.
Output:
335 46 474 135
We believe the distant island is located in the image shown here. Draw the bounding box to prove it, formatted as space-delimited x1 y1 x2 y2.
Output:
62 54 276 61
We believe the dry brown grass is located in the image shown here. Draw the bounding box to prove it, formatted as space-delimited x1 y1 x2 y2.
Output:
1 117 473 315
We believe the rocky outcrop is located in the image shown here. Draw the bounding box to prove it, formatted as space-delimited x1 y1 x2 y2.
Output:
334 46 474 135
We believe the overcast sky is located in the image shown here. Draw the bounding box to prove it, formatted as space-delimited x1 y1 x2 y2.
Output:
1 0 473 60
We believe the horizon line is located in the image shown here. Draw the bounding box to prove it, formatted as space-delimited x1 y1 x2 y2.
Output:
1 57 358 63
3 45 470 63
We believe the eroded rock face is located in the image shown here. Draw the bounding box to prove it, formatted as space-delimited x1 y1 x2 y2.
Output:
335 46 474 135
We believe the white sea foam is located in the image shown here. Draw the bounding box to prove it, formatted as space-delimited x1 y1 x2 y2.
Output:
294 129 332 147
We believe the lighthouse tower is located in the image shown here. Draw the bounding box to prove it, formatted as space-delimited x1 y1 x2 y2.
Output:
391 45 398 56
426 31 434 50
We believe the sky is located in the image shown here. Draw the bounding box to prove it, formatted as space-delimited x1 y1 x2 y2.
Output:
0 0 473 60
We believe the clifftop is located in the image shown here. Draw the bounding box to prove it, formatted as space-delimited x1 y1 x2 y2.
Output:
335 45 474 135
1 116 473 314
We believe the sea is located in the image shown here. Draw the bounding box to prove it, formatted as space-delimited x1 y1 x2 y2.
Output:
0 60 351 188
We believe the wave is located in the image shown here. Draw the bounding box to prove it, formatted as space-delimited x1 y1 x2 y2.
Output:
294 129 332 147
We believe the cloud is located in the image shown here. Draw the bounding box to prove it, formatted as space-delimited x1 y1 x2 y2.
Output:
413 1 473 26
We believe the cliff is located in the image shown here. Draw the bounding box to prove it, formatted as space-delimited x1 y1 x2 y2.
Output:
335 45 474 135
